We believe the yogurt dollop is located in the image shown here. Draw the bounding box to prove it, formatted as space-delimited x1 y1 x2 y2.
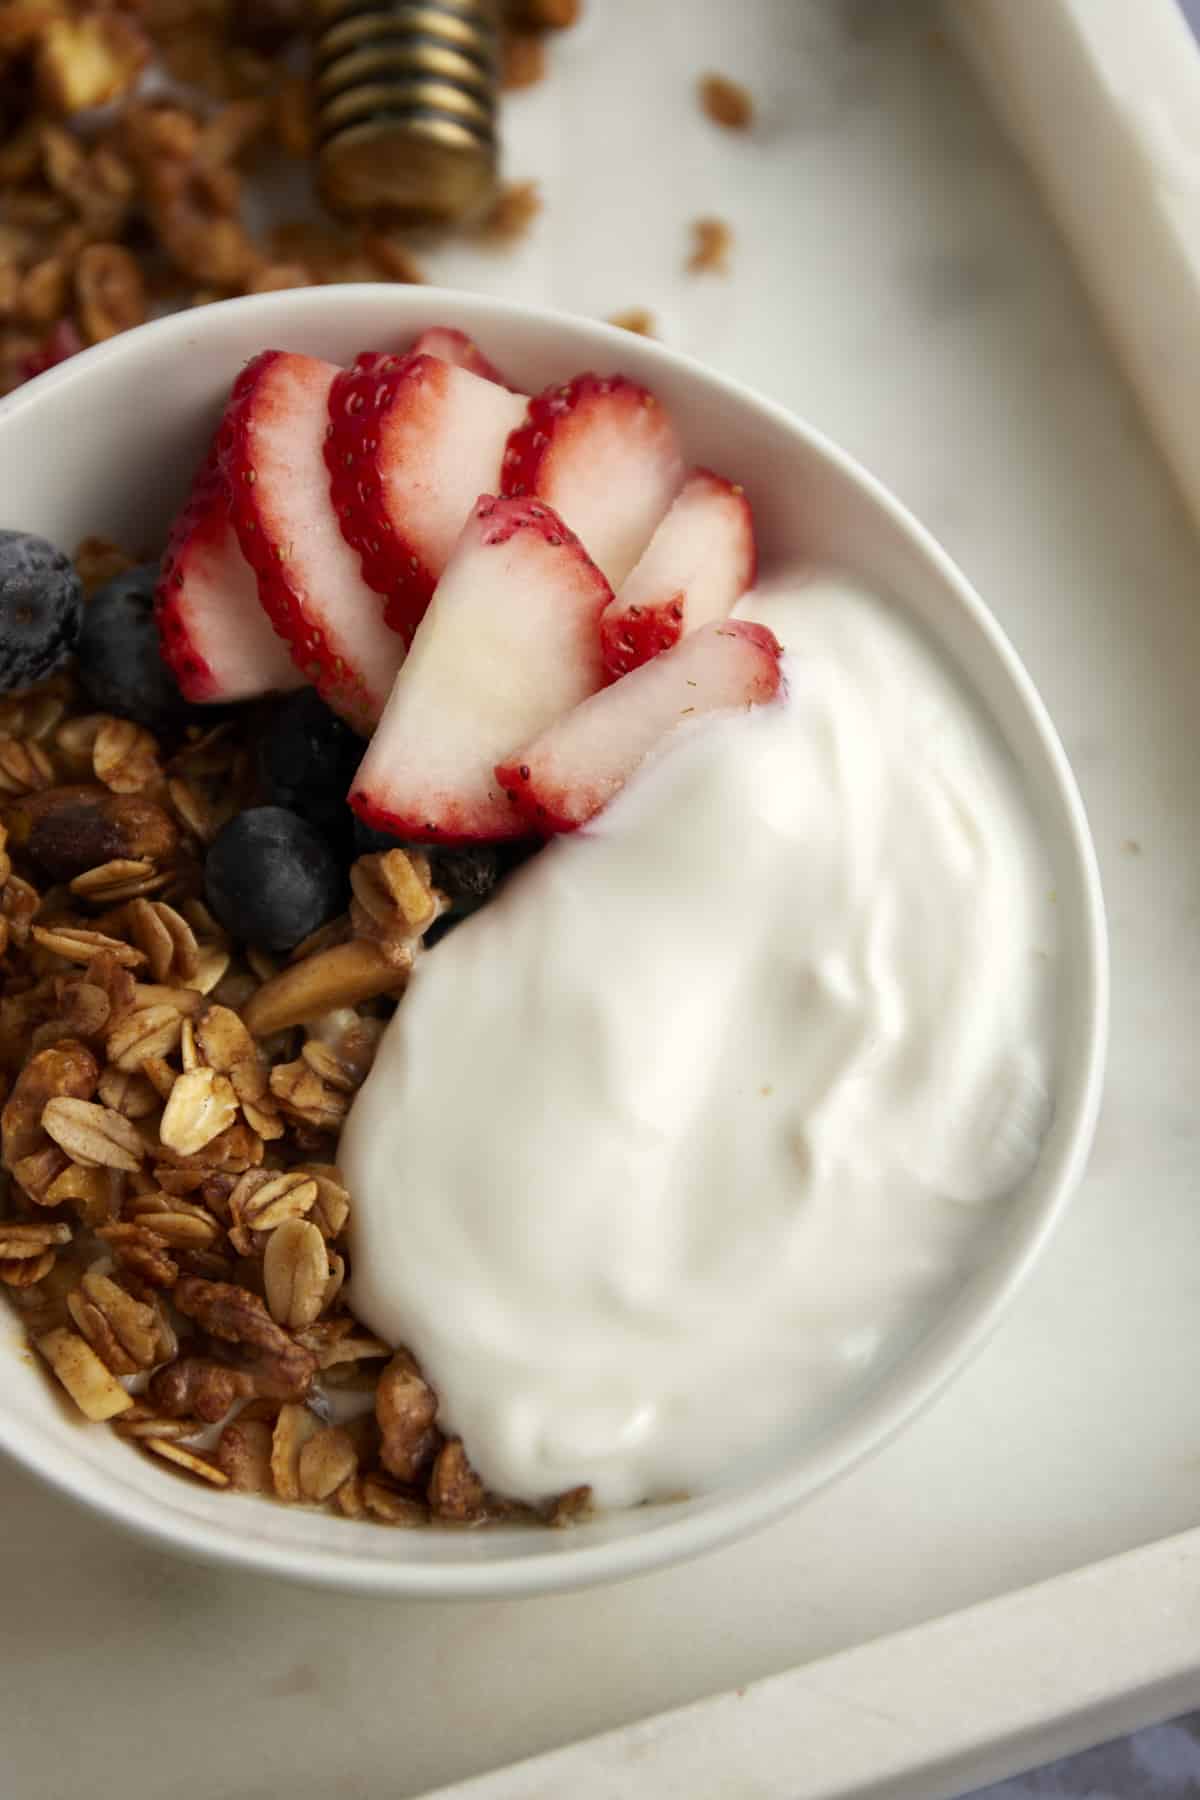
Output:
342 574 1056 1508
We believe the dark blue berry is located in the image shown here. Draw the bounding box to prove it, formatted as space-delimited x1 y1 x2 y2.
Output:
77 562 192 732
0 530 82 693
205 807 346 954
259 689 362 840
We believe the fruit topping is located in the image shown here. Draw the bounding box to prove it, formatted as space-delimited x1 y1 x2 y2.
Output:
496 619 784 831
408 327 512 387
327 351 527 643
219 349 405 732
0 529 83 693
349 494 612 843
156 448 303 705
599 469 756 676
500 373 684 586
204 806 346 954
258 688 362 843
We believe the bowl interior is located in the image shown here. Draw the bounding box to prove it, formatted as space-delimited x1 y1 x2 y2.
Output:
0 287 1107 1596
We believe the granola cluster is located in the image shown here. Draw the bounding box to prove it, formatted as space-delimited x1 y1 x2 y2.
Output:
0 0 579 396
0 606 583 1528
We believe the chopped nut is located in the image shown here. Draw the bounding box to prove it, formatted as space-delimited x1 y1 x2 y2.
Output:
42 1159 117 1226
11 1144 71 1205
263 1217 328 1329
2 1039 98 1168
217 1415 274 1491
1 1249 57 1287
687 216 732 275
143 1437 228 1485
0 1220 72 1259
270 1400 320 1500
361 1475 428 1527
97 1221 178 1288
149 1355 252 1421
376 1349 439 1483
37 1326 133 1420
428 1438 487 1523
298 1423 358 1502
173 1276 316 1400
10 785 179 882
42 1096 145 1170
698 72 753 131
93 717 161 793
159 1067 239 1156
242 938 412 1037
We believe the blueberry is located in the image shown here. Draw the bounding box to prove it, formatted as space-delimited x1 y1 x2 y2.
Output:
77 562 191 732
205 807 346 954
259 689 362 838
0 530 82 693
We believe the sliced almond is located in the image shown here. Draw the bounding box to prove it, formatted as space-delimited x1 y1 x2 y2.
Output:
242 938 412 1037
159 1067 238 1155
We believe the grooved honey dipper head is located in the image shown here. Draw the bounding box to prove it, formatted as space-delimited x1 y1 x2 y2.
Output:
313 0 499 226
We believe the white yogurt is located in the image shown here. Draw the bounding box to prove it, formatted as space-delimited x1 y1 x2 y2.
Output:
341 573 1057 1508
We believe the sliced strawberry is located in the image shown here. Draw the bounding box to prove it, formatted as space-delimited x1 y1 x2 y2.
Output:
408 327 512 387
496 619 783 832
349 495 612 843
599 469 756 677
500 373 684 587
156 447 303 703
219 350 405 732
326 351 528 644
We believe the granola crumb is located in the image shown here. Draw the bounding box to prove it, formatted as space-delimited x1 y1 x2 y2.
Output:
477 180 542 246
502 32 547 90
687 217 733 275
698 72 754 132
608 308 656 337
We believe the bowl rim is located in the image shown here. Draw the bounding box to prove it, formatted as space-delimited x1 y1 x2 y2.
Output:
0 285 1108 1598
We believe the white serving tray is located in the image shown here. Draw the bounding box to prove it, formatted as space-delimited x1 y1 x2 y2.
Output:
4 5 1200 1798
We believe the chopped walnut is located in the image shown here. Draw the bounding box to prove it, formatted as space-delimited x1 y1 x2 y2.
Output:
376 1348 439 1484
477 180 541 246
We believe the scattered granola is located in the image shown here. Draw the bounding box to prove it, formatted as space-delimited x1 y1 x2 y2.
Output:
477 180 542 247
608 307 656 337
698 72 754 132
687 216 733 275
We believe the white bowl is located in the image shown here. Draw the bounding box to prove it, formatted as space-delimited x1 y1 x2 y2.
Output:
0 287 1107 1597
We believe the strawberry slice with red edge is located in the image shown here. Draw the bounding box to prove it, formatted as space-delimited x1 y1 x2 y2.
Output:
219 349 405 732
408 327 512 387
326 350 528 644
349 494 613 844
599 468 756 677
500 373 685 587
156 446 304 703
496 619 783 833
